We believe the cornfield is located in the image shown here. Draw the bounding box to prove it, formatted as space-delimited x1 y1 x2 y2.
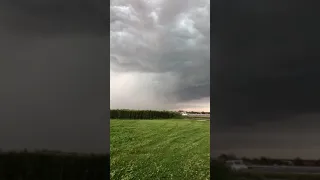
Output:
110 109 182 119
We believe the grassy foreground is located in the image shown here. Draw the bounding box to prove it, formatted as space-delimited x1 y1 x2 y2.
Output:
234 171 320 180
110 119 210 180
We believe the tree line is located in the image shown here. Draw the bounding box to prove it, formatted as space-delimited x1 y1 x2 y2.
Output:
217 153 320 166
0 150 109 180
110 109 182 119
178 110 210 114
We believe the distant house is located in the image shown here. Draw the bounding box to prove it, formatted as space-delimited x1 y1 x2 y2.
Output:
181 112 188 116
283 160 294 166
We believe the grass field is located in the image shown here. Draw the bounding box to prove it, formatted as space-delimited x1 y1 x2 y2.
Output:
234 171 320 180
110 119 210 180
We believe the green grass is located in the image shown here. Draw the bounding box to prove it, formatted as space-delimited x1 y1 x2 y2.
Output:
110 119 210 180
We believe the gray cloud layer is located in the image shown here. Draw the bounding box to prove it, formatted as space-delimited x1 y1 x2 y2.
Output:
211 0 320 158
110 0 210 110
0 0 109 153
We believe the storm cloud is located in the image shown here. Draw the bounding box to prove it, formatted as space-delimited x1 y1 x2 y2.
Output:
0 0 109 153
211 0 320 158
110 0 210 111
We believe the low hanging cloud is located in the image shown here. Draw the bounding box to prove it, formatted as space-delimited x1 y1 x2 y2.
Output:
110 0 210 111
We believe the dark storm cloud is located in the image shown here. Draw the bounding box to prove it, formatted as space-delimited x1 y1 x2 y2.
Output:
110 0 210 107
212 0 320 127
0 0 109 153
0 0 108 36
211 0 320 158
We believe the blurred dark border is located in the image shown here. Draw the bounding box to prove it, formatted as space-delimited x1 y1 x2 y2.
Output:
0 0 110 178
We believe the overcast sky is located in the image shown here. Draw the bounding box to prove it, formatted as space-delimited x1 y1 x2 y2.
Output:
0 0 109 153
110 0 210 112
212 0 320 159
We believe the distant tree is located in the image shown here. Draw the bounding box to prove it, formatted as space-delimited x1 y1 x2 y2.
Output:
226 153 237 160
271 159 282 166
217 153 237 161
293 157 304 166
252 158 260 164
260 156 270 165
217 154 228 162
241 157 250 164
